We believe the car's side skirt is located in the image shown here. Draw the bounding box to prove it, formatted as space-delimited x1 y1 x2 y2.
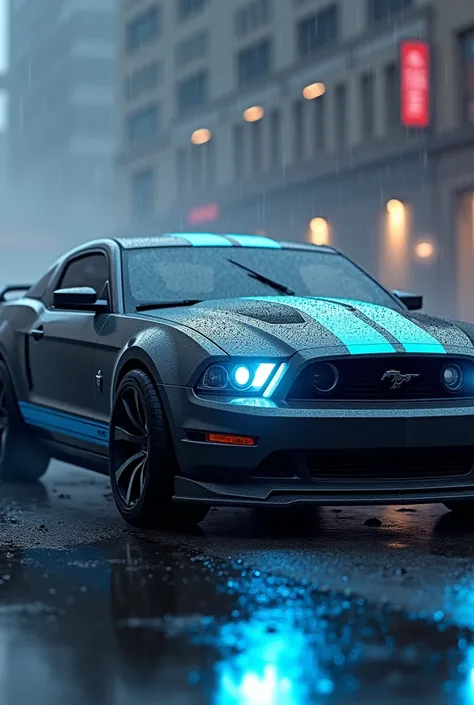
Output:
18 401 110 448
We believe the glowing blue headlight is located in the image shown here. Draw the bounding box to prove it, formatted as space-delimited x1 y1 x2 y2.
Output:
197 361 284 395
233 365 252 388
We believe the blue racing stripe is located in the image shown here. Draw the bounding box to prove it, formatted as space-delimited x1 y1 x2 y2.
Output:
249 297 396 355
327 299 446 354
230 234 281 249
23 419 109 447
174 233 232 247
19 402 109 446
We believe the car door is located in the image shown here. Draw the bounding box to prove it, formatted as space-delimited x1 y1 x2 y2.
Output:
26 250 111 420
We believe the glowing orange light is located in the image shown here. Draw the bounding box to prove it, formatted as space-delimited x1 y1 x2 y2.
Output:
309 217 329 245
415 241 434 259
191 128 212 145
386 199 404 214
206 433 255 446
303 82 326 100
243 106 264 123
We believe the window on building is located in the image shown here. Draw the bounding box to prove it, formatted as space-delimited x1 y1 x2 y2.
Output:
237 38 272 86
234 124 244 179
314 93 325 151
251 119 263 172
126 61 163 102
132 168 155 220
234 0 272 38
335 83 346 148
361 72 375 139
385 62 400 130
177 148 189 194
368 0 412 25
127 104 159 146
459 28 474 124
297 5 338 58
293 99 304 160
127 6 160 52
175 30 209 69
177 70 208 115
178 0 207 22
270 109 282 166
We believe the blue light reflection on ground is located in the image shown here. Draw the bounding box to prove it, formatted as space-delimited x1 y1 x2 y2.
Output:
214 610 332 705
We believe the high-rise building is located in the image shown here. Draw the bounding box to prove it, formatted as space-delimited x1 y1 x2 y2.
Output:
116 0 474 320
6 0 117 244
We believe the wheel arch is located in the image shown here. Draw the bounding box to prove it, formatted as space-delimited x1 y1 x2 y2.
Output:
0 345 21 400
110 345 180 426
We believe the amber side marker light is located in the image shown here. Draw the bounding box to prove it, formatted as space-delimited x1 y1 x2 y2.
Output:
206 433 255 446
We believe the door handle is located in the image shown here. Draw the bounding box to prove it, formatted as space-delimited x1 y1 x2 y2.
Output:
29 326 44 341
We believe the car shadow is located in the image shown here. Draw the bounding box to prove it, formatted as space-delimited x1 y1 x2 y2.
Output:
430 509 474 557
0 478 51 510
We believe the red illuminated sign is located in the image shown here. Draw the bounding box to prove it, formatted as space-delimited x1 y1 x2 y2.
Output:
187 202 220 226
400 40 430 128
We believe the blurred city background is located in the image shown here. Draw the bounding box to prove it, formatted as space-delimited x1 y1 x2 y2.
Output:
0 0 474 320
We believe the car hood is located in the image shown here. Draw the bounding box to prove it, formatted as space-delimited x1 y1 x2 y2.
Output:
147 296 474 358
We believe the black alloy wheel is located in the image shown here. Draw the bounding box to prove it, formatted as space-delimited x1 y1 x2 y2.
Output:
110 369 210 528
112 385 150 509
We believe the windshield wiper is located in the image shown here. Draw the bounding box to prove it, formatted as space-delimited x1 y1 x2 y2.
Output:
136 299 202 312
227 259 295 296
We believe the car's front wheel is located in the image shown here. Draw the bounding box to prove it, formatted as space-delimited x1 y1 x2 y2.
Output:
443 501 474 518
0 362 50 482
109 369 210 528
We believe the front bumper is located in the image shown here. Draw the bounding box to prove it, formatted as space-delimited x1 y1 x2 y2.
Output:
163 386 474 507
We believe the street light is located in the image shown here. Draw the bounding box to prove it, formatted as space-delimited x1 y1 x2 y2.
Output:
386 199 406 228
415 241 435 259
191 128 212 145
309 217 329 245
243 106 264 123
303 82 326 100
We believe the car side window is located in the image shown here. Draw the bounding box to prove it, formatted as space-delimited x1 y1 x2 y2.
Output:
58 253 109 299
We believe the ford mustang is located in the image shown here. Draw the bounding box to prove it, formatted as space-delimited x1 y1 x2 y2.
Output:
1 232 474 527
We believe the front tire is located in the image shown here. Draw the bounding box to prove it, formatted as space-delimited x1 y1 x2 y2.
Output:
0 362 49 482
109 369 210 528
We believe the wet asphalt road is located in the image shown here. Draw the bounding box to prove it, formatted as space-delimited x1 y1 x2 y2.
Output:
2 464 474 704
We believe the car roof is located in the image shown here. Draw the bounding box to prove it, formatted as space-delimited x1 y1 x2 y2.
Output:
112 232 338 254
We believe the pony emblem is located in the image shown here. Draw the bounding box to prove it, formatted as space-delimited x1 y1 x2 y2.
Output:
382 369 420 390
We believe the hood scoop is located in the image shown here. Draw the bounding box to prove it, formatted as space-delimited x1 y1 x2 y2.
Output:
203 299 305 325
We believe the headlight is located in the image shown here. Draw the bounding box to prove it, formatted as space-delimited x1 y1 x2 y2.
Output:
197 361 286 396
441 363 463 392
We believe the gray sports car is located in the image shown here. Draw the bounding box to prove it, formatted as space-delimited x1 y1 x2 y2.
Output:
1 232 474 527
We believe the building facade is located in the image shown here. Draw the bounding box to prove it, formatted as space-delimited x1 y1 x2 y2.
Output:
117 0 474 321
6 0 117 246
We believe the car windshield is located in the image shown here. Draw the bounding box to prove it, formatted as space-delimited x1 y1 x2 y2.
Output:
123 247 399 310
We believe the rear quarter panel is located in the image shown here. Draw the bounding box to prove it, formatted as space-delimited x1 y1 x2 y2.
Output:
0 298 44 399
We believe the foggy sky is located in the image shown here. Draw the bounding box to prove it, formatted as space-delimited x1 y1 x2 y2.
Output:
0 0 7 129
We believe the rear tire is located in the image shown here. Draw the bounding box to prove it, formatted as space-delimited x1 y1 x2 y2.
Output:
443 501 474 519
109 369 210 529
0 362 50 482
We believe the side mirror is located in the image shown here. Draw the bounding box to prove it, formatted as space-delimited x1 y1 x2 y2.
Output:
392 290 423 311
52 287 108 312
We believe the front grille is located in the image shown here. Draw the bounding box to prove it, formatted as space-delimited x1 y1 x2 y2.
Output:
307 447 474 482
287 356 474 401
